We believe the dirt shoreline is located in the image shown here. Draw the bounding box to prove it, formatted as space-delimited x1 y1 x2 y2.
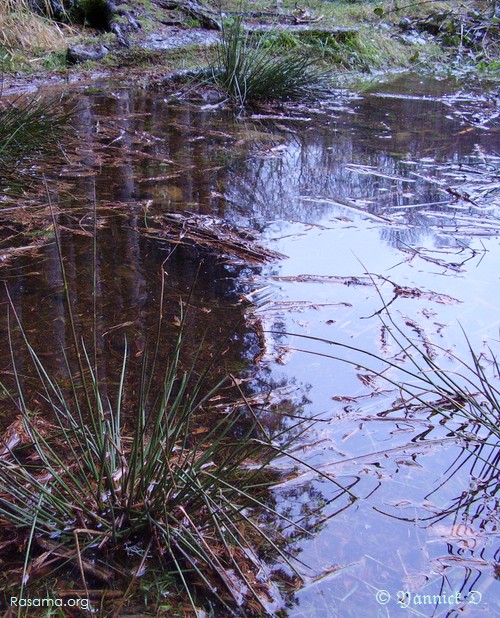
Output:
1 0 497 100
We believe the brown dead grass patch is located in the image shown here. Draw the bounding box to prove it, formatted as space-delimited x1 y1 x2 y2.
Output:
0 0 74 52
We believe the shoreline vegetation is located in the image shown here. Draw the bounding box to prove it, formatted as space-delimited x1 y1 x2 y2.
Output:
0 1 498 96
0 2 499 616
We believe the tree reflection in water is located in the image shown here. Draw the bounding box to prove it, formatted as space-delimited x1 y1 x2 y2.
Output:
0 74 498 615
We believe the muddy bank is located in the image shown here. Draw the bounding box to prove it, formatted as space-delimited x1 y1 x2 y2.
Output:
1 0 498 99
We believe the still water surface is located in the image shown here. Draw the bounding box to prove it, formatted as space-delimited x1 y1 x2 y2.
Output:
1 74 499 616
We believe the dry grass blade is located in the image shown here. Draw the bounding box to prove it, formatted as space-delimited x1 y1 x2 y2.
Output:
0 0 74 52
144 212 286 264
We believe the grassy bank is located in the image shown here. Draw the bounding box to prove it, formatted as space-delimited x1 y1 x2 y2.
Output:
0 1 498 86
0 0 75 72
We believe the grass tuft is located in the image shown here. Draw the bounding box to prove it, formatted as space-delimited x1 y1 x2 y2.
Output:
0 262 317 613
210 17 333 104
0 96 68 198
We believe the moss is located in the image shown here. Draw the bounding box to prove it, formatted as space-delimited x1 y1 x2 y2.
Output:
0 0 495 81
264 26 422 72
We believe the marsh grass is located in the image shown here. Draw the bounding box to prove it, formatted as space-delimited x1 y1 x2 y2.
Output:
263 301 500 559
0 96 64 164
0 310 315 613
0 0 71 53
0 96 67 197
211 17 332 104
0 210 323 614
259 263 500 487
0 324 304 612
272 305 500 448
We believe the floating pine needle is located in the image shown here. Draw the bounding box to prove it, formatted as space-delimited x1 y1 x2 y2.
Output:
142 212 286 264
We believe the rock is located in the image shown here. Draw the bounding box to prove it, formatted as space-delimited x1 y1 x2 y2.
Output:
399 18 412 31
110 21 130 47
157 0 221 31
66 43 109 64
202 88 222 103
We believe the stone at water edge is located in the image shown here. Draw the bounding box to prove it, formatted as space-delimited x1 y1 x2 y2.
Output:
67 43 109 64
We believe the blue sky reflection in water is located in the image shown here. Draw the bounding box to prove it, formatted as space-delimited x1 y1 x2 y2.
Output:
223 76 499 617
0 74 498 616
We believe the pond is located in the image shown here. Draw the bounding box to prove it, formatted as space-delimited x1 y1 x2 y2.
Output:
0 74 499 616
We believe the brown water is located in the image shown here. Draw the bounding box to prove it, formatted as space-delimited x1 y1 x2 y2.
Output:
0 74 499 616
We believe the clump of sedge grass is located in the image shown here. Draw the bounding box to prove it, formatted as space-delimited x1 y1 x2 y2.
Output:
0 96 65 165
0 96 67 197
0 236 319 618
211 17 332 104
